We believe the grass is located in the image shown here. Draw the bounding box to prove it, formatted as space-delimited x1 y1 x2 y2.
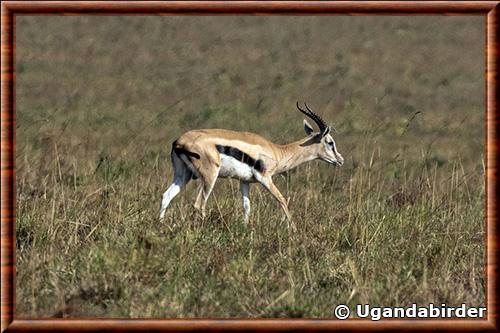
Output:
15 16 485 318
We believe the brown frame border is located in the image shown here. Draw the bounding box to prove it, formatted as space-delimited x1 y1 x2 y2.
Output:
1 1 498 332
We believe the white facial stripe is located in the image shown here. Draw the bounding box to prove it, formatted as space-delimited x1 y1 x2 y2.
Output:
331 140 338 154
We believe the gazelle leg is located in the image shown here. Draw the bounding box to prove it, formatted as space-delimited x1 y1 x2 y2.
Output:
194 183 204 212
240 181 251 223
260 177 296 230
159 175 191 220
159 154 191 220
197 167 219 218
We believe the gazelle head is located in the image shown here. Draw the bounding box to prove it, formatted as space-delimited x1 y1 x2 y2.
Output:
297 102 344 167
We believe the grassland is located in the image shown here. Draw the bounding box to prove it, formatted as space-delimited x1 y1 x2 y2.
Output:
15 16 485 318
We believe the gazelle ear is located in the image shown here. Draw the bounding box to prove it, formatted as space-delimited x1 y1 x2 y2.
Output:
303 119 314 135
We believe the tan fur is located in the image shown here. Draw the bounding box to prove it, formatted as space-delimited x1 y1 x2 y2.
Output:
160 122 344 228
175 129 277 175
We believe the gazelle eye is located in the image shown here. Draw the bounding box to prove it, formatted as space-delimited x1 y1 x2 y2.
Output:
328 141 334 146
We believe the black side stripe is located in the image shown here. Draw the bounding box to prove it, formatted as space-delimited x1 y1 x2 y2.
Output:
216 145 266 173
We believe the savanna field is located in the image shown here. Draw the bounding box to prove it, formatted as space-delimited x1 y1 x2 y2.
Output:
15 16 485 317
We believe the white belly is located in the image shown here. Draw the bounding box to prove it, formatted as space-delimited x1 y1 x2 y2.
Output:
218 154 254 181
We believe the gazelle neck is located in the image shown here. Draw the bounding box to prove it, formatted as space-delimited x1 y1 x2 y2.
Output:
275 137 317 174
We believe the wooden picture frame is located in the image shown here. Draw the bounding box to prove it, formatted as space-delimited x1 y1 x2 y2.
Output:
1 1 497 331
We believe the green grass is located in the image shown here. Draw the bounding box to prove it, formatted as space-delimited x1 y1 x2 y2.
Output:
15 16 485 318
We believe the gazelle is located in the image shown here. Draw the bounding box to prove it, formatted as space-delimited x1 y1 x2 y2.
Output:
159 102 344 226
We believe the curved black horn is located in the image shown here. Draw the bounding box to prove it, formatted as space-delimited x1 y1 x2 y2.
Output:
296 102 329 135
304 103 328 134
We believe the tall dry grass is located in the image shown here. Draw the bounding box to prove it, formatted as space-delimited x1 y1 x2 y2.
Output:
15 16 485 317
